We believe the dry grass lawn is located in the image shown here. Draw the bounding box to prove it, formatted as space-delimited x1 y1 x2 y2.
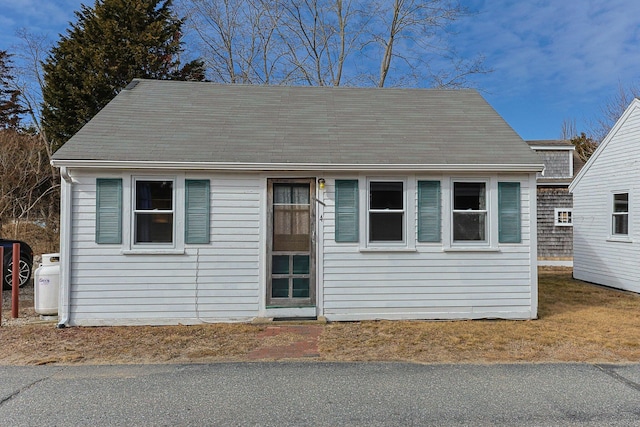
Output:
2 267 640 365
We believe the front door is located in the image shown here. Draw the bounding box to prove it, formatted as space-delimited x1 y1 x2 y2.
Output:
267 178 315 307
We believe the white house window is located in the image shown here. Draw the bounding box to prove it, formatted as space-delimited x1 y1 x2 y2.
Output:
134 180 174 244
369 181 404 242
612 193 629 236
554 208 573 226
453 182 487 242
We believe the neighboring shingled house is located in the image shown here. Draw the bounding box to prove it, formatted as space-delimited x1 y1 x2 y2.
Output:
51 79 544 326
527 140 584 266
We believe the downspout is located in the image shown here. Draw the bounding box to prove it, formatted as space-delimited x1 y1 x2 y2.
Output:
56 167 73 328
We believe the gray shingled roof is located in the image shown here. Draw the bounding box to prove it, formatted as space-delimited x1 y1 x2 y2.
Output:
52 79 542 169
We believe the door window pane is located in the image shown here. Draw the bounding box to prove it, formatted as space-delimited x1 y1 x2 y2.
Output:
273 184 310 252
293 255 310 274
272 256 289 274
292 278 310 298
272 278 289 298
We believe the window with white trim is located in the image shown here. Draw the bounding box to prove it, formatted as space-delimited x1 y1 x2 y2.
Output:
368 181 404 242
134 179 174 244
612 193 629 236
95 176 210 251
554 208 573 226
452 181 487 242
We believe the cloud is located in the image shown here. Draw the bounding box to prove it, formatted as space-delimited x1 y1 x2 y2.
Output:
0 0 82 49
457 0 640 102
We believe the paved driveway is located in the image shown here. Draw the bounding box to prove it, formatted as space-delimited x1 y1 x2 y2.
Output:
2 362 640 426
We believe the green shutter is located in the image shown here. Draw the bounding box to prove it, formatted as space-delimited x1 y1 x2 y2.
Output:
498 182 521 243
417 181 441 242
96 178 122 244
185 179 210 244
335 180 359 242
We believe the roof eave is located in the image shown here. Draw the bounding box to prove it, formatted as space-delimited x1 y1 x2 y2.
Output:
51 159 544 173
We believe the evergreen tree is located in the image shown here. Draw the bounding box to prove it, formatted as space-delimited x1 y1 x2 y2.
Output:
0 50 26 129
42 0 204 150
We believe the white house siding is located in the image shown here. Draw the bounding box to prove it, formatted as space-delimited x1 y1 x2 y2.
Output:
66 170 262 326
572 104 640 292
320 174 537 321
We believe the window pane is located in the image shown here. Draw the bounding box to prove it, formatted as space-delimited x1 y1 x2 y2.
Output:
369 212 403 241
370 182 403 209
272 278 289 298
453 212 486 241
293 255 310 274
272 256 289 274
454 182 486 210
292 278 310 298
613 215 629 235
614 193 629 213
136 181 173 210
135 213 173 243
274 184 309 204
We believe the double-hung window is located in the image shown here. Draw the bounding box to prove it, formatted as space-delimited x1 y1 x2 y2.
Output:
452 182 487 242
368 181 404 242
134 179 174 244
96 176 210 250
612 193 629 236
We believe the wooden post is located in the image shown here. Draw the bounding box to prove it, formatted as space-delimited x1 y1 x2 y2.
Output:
11 243 19 318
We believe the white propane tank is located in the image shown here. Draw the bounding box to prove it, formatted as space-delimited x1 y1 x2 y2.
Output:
34 253 60 316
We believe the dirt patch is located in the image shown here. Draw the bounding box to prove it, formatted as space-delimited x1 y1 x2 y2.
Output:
3 268 640 365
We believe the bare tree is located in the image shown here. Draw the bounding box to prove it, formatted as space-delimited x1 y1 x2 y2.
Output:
560 118 577 140
368 0 482 88
4 31 61 233
182 0 288 84
180 0 487 87
590 81 640 142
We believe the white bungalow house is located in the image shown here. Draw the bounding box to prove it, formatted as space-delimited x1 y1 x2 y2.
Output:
569 98 640 292
51 79 544 326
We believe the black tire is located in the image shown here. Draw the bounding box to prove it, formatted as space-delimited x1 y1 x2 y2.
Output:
3 255 32 290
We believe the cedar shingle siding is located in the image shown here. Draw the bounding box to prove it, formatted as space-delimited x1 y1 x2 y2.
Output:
536 151 571 178
536 187 573 258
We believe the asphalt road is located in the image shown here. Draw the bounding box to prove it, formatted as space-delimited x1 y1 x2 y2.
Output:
2 362 640 426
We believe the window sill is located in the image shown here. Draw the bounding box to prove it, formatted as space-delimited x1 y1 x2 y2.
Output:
122 248 185 255
443 246 500 253
359 247 417 253
606 237 633 244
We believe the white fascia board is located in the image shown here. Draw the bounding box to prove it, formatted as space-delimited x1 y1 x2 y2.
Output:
530 145 575 151
51 159 545 173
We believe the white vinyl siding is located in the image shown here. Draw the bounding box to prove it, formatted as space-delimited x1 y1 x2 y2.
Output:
572 101 640 293
67 171 261 325
322 174 535 321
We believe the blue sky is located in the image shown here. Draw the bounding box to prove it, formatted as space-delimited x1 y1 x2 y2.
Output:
1 0 639 140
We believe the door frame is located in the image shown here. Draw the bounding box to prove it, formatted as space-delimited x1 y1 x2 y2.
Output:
266 178 316 308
